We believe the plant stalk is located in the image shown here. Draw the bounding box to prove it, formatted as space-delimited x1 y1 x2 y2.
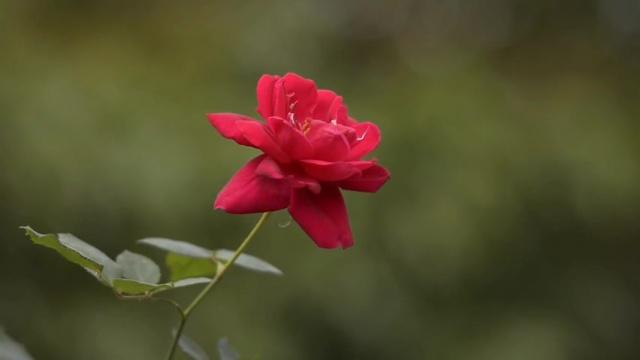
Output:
164 212 271 360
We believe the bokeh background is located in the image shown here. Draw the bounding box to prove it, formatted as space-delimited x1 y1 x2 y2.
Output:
2 0 640 359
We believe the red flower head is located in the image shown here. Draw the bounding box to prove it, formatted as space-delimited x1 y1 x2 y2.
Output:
207 73 390 249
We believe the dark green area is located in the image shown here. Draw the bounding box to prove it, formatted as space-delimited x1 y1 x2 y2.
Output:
2 1 640 359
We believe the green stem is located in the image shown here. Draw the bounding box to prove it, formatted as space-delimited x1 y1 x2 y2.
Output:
165 309 186 360
164 212 271 360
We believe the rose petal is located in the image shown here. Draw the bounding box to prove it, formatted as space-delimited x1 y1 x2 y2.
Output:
235 121 290 163
257 74 288 119
207 113 258 147
348 121 381 160
282 73 318 122
299 159 364 182
338 164 390 193
273 78 288 119
267 117 314 160
337 106 355 125
257 75 277 119
289 185 354 249
289 175 322 194
255 155 286 179
215 155 291 214
335 122 357 143
208 113 290 162
255 156 322 193
312 90 343 122
306 120 351 161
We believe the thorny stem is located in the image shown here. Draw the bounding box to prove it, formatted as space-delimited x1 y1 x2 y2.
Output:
163 212 271 360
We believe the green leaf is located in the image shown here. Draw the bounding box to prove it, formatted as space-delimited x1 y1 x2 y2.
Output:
137 237 213 258
112 277 211 296
172 277 211 288
174 332 210 360
215 249 282 276
116 250 161 284
217 337 239 360
138 236 282 276
166 253 217 281
20 226 121 285
112 279 169 296
0 327 33 360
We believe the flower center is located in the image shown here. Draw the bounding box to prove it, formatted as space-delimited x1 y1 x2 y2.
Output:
286 98 314 135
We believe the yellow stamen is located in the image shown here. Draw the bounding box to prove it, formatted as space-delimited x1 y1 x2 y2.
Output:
302 119 311 135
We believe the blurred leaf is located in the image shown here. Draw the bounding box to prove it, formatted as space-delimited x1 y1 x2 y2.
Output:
20 226 122 285
112 279 169 296
172 277 211 288
166 253 217 281
21 226 106 273
215 249 282 276
139 236 281 276
116 250 161 284
112 277 210 296
174 331 210 360
217 337 239 360
0 327 33 360
138 237 213 258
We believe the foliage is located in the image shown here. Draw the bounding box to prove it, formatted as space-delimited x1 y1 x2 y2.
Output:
21 226 281 299
0 327 33 360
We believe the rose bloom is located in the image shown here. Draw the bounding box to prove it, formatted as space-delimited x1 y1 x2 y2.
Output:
208 73 390 249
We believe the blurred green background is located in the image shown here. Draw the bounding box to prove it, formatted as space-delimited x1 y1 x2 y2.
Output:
2 0 640 359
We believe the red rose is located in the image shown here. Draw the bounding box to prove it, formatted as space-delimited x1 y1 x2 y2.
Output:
208 73 390 249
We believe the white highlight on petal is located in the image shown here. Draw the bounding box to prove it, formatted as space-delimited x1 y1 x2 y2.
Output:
288 112 297 126
356 126 369 141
